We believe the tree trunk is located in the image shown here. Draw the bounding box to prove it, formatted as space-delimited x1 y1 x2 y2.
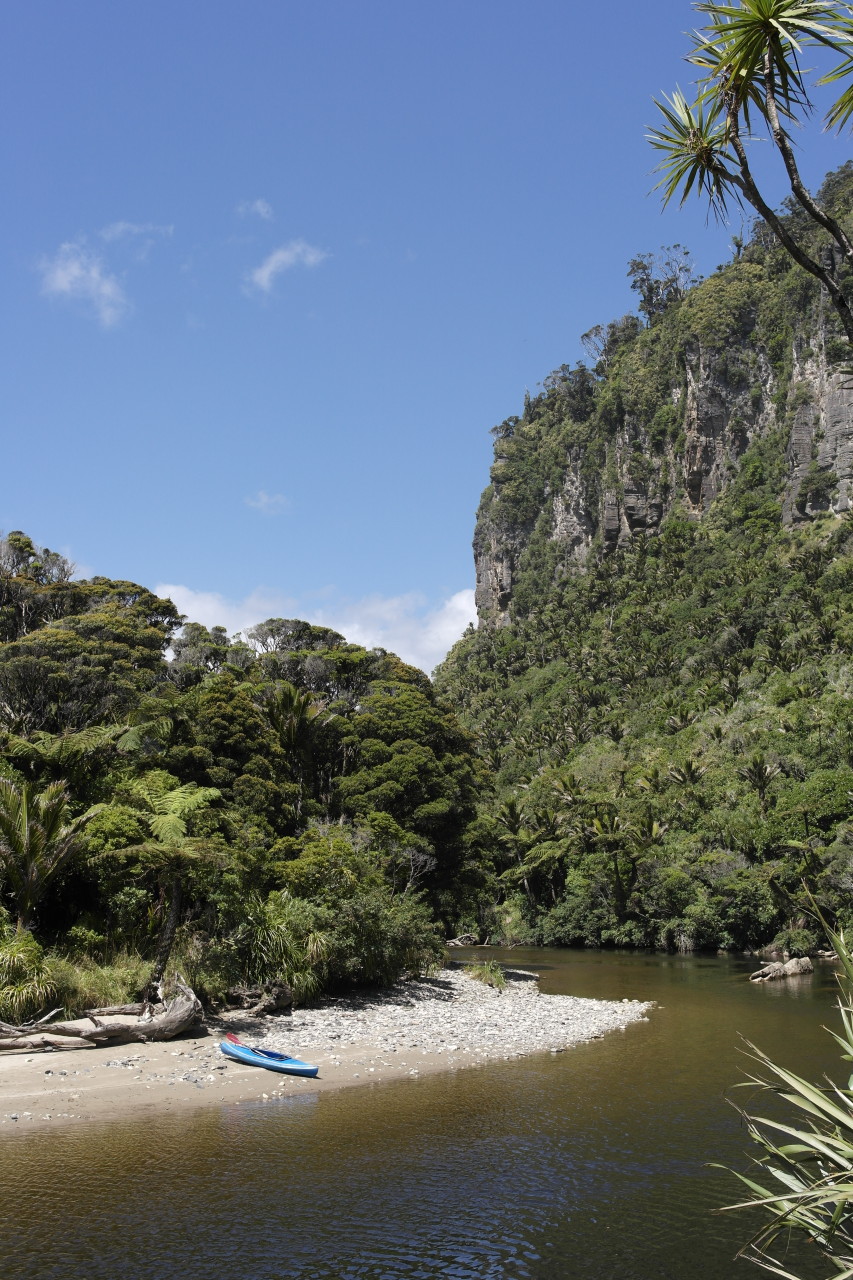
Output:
149 874 182 992
726 108 853 346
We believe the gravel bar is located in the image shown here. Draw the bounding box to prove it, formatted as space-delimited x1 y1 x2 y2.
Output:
260 966 652 1068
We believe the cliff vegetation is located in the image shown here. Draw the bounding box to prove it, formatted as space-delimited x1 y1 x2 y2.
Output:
435 164 853 954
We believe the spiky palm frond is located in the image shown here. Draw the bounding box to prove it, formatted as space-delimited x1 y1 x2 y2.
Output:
0 780 104 927
717 929 853 1274
239 891 330 1002
264 681 328 754
648 89 740 217
690 30 799 132
691 0 846 115
819 16 853 128
0 930 57 1021
668 757 709 786
737 751 782 797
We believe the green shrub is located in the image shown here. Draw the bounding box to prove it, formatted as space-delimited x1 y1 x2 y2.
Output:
319 888 443 988
769 927 818 957
466 959 507 991
0 931 57 1022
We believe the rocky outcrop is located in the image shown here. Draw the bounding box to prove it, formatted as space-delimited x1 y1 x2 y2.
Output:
473 519 515 622
475 318 853 626
782 355 853 521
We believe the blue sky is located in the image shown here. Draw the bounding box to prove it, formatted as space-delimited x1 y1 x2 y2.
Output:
4 1 852 671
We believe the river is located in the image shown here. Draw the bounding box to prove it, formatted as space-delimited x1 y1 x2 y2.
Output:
1 948 842 1279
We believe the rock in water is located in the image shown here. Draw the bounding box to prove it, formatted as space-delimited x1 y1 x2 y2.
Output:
750 957 813 982
783 956 813 976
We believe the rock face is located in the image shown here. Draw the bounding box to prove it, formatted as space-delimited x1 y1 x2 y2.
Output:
473 523 515 620
474 297 853 627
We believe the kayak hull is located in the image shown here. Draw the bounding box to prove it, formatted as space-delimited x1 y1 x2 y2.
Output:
219 1039 319 1077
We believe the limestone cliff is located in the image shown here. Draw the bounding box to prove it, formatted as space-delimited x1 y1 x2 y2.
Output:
474 203 853 626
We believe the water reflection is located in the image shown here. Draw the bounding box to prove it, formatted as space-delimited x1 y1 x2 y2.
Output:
2 949 838 1279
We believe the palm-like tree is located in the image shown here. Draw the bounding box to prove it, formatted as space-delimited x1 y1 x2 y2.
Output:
635 765 667 795
649 1 853 346
3 724 127 787
263 681 329 817
0 779 103 930
584 810 642 923
496 798 535 903
738 750 782 813
668 757 709 787
111 773 220 986
264 681 326 754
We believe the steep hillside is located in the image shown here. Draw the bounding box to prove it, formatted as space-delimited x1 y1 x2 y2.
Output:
474 164 853 626
436 165 853 953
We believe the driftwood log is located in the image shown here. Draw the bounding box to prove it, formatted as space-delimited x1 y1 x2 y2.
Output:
224 981 292 1016
0 975 204 1052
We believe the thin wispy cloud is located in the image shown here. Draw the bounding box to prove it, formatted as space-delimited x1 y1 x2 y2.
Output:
39 242 128 327
246 489 288 515
238 198 274 221
99 221 174 242
247 239 328 293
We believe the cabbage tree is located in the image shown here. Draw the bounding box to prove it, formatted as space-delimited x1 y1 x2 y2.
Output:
649 1 853 345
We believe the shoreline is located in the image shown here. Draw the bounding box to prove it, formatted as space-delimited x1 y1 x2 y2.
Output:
0 968 651 1134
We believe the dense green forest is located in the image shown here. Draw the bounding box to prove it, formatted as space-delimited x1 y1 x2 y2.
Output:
0 530 484 1017
6 169 853 1021
435 165 853 957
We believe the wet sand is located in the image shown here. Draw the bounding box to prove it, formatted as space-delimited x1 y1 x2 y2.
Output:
0 968 651 1132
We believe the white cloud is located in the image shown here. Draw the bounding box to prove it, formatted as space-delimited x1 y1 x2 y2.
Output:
39 242 128 327
238 198 274 221
99 221 173 242
155 584 478 674
156 584 299 638
246 490 288 515
247 239 328 293
311 589 478 674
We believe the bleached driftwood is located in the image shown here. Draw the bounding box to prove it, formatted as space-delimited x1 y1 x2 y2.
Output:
0 975 203 1052
750 956 814 982
224 981 292 1016
81 1002 149 1017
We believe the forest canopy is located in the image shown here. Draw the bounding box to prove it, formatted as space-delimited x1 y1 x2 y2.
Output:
0 531 481 1016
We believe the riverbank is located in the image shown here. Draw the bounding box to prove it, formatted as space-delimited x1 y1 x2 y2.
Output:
0 966 651 1132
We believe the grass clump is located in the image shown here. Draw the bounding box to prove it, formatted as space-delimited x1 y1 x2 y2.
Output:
0 931 57 1022
466 959 507 991
47 951 151 1014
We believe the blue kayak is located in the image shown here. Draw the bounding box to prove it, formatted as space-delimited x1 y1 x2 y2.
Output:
220 1038 319 1077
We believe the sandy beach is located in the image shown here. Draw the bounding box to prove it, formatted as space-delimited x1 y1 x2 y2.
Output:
0 967 651 1133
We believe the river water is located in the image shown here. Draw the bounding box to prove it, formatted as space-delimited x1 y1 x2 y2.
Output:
1 948 843 1280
